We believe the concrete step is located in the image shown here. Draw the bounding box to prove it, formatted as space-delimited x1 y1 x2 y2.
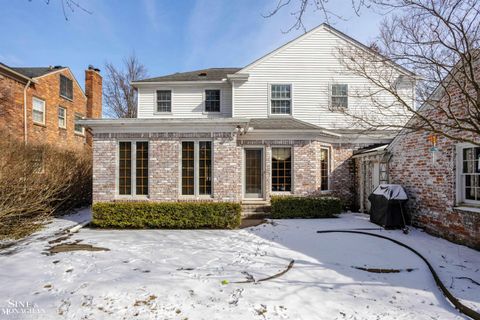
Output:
241 202 271 218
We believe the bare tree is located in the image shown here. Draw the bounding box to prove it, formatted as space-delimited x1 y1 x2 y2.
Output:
265 0 480 145
103 54 148 119
31 0 92 20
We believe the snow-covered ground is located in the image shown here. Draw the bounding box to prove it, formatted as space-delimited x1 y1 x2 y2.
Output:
0 211 478 319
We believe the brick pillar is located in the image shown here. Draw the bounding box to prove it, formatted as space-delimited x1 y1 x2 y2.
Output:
85 66 102 119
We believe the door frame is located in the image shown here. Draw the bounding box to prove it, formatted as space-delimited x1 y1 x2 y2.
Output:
242 146 265 199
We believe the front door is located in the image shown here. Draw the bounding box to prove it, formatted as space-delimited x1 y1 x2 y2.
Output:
244 148 263 198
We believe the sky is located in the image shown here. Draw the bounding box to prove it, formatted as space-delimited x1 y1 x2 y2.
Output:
0 0 385 88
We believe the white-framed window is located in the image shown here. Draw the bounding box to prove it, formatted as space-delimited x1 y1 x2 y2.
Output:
74 113 84 135
320 148 330 191
32 97 45 125
457 144 480 204
330 84 348 109
270 84 292 115
205 89 221 112
58 107 66 129
271 147 292 192
156 90 172 112
118 141 149 196
181 141 212 196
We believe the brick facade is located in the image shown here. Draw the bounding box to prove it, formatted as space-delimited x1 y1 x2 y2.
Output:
0 66 102 152
91 132 362 207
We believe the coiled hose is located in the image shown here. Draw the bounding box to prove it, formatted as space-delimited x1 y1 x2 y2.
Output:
316 230 480 320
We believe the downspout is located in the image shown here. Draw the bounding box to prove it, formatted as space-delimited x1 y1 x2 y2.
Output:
23 80 31 144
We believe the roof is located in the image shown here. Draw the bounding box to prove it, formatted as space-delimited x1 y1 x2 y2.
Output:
135 68 241 83
352 144 389 158
248 117 323 130
10 66 66 78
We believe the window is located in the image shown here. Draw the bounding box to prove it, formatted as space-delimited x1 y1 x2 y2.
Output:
60 75 73 100
272 148 292 192
459 146 480 202
74 113 84 135
32 148 44 174
182 141 212 196
32 97 45 125
118 141 149 196
205 90 220 112
330 84 348 109
270 84 291 114
58 107 66 129
320 148 330 191
156 90 172 112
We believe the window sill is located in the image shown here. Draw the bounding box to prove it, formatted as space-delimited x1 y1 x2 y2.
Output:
271 191 293 195
153 112 173 115
115 195 149 201
60 95 73 102
179 195 213 200
74 132 85 137
33 122 46 128
454 205 480 214
269 114 292 117
202 111 221 115
59 126 67 130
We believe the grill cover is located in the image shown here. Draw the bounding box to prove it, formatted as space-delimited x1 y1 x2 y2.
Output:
368 184 409 229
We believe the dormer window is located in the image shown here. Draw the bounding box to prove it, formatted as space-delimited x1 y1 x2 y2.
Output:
60 75 73 100
270 84 292 115
156 90 172 113
205 90 220 112
330 84 348 109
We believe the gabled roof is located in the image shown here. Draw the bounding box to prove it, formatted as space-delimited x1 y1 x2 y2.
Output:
238 23 415 77
134 68 241 83
10 66 66 78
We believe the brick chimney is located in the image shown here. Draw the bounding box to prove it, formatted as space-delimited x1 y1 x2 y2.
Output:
85 65 102 119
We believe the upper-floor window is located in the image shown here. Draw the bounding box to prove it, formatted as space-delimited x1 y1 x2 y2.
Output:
330 84 348 109
60 75 73 100
270 84 292 115
458 145 480 203
32 97 45 125
156 90 172 113
58 107 66 129
74 113 84 135
205 90 221 112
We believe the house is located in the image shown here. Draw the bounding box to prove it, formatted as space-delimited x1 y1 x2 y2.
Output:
354 60 480 250
0 63 102 151
79 24 414 211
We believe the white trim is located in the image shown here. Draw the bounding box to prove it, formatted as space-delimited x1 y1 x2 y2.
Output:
270 146 294 194
268 83 293 116
179 140 214 199
115 140 150 198
32 97 45 125
58 106 67 129
242 146 265 200
154 88 173 114
203 88 222 114
132 80 227 87
455 143 480 206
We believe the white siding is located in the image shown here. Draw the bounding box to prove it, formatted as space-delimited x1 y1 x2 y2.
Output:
137 83 232 118
233 26 413 129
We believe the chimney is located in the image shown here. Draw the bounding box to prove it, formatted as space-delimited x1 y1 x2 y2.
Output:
85 65 102 119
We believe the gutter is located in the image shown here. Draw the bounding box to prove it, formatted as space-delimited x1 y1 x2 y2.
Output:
23 80 31 144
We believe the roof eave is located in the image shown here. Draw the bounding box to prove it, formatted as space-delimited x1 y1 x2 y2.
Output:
131 80 228 87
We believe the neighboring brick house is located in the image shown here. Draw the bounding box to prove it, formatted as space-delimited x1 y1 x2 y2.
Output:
0 63 102 151
354 63 480 250
79 24 413 212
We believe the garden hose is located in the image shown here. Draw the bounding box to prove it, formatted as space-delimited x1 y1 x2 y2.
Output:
316 229 480 320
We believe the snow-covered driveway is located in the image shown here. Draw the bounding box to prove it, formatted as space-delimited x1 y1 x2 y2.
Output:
1 212 478 319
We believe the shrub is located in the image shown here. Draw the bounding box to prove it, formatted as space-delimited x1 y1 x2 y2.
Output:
0 131 92 239
91 201 242 229
270 196 342 219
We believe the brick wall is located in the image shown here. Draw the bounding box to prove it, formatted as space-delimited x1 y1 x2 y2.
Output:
389 131 480 249
0 74 24 138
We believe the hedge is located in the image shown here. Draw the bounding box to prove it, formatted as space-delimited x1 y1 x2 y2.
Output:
270 196 342 219
91 201 242 229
